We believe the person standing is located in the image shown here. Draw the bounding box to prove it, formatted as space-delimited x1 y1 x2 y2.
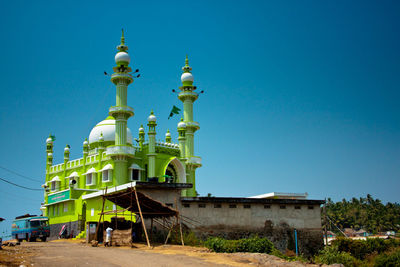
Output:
105 227 113 247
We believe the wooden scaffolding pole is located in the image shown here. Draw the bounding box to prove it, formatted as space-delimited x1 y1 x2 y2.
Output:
95 186 107 242
176 198 184 246
130 184 133 247
134 187 151 247
164 218 176 245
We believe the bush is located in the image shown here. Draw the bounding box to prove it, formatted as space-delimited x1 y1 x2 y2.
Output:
374 247 400 267
332 237 370 260
332 237 400 260
205 236 274 254
314 246 361 267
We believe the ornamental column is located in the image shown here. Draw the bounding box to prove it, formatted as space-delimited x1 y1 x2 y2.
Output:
138 125 145 149
177 56 202 197
107 30 136 185
45 135 54 182
147 111 157 180
63 144 70 177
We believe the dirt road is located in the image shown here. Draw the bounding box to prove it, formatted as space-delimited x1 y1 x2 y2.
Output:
9 241 232 267
0 240 324 267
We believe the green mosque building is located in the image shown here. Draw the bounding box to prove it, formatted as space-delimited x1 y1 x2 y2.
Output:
41 33 324 254
41 32 201 238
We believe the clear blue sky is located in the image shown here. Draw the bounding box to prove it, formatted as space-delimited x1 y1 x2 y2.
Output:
0 1 399 235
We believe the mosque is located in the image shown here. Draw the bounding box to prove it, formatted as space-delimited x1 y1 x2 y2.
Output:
42 31 201 237
42 33 324 255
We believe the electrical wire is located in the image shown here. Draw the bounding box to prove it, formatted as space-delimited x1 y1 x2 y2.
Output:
0 177 42 191
0 165 42 183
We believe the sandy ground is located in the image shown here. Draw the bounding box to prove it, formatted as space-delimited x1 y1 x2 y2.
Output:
0 240 326 267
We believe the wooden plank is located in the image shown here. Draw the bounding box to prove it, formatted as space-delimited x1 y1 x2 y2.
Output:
176 198 184 246
134 187 150 248
95 186 107 241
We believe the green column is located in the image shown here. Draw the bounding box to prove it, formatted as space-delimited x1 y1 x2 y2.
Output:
147 111 157 179
177 56 202 197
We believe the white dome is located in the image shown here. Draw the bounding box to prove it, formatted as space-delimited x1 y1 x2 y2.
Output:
83 140 89 146
139 126 144 132
165 132 171 137
88 117 133 144
148 114 156 122
181 72 194 82
64 147 70 152
46 137 53 144
178 121 186 128
115 52 130 64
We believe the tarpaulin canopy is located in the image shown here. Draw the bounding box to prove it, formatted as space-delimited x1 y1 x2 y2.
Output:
103 188 178 219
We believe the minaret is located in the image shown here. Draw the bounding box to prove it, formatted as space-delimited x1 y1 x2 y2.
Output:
177 118 187 160
45 135 54 183
165 130 171 143
108 30 135 185
98 133 105 171
63 144 70 177
178 56 201 197
147 111 157 180
83 138 89 173
138 125 145 149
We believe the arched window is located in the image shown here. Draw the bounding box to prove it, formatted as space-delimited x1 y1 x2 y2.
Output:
50 176 61 192
129 163 144 181
84 168 97 186
101 164 113 183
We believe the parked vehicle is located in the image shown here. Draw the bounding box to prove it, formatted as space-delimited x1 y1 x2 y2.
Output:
11 215 50 242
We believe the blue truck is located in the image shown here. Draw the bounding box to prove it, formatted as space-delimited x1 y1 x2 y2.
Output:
11 215 50 242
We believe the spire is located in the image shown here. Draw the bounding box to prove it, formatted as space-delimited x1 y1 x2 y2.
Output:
182 55 192 73
117 28 128 52
121 28 125 45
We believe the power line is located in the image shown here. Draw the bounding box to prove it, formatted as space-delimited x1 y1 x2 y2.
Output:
0 177 42 191
0 165 41 183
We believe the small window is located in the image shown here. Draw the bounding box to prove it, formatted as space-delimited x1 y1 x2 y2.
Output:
198 203 206 208
102 170 112 182
214 204 221 208
166 203 173 207
229 204 237 208
50 181 58 192
264 205 271 209
183 204 190 208
86 173 94 185
308 205 314 210
64 203 68 212
244 204 251 209
280 205 286 209
295 206 301 210
130 169 140 181
56 205 59 216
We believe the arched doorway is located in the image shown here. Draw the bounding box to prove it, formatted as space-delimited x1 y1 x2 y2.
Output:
164 158 186 183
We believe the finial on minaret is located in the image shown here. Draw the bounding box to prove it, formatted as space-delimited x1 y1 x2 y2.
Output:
181 55 194 86
117 29 128 52
182 55 192 73
121 28 125 45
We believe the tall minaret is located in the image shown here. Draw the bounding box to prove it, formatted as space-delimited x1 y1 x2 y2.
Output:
45 135 54 183
178 56 201 197
108 30 135 185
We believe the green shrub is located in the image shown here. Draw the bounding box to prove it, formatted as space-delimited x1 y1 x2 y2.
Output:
315 246 361 267
332 237 400 260
237 236 274 253
169 230 203 246
332 237 370 260
205 236 274 254
374 247 400 267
